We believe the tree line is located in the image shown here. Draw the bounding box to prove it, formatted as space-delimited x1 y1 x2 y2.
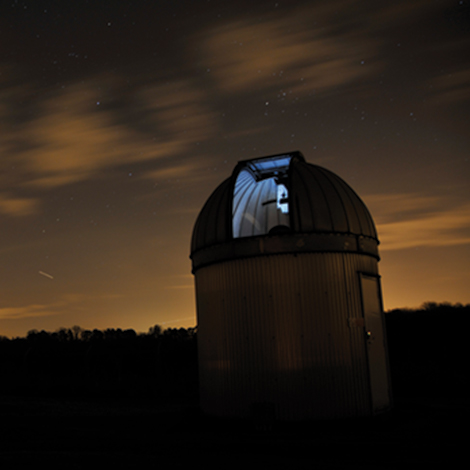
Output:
384 302 469 405
0 302 469 405
0 325 198 403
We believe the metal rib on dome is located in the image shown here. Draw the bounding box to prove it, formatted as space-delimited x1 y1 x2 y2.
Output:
190 151 378 258
190 177 231 254
290 162 377 239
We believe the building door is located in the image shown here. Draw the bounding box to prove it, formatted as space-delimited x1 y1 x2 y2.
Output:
360 274 391 414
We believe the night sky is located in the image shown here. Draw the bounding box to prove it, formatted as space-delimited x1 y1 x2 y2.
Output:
1 0 469 338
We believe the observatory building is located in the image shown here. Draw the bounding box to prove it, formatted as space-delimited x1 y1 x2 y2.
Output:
190 151 392 421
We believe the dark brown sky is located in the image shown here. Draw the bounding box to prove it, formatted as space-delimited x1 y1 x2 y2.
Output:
1 0 469 337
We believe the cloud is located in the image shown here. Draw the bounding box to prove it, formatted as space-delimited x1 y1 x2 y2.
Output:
144 164 199 183
0 193 40 217
426 68 470 105
143 159 218 186
369 193 470 250
0 75 218 220
22 80 215 188
135 81 216 142
0 303 63 320
0 76 217 196
198 4 382 97
0 291 125 320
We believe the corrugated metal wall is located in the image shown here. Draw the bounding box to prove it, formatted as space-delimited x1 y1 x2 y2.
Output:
195 252 382 420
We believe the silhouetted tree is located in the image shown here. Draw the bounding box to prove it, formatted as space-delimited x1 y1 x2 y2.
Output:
385 302 470 404
71 325 83 341
80 329 93 342
148 324 162 337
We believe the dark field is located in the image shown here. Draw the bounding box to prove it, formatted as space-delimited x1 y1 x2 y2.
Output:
0 396 466 468
1 304 468 468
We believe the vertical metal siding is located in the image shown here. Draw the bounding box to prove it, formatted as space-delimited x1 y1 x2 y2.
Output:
195 252 385 420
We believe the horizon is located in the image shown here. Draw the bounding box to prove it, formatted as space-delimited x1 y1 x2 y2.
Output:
2 300 467 340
